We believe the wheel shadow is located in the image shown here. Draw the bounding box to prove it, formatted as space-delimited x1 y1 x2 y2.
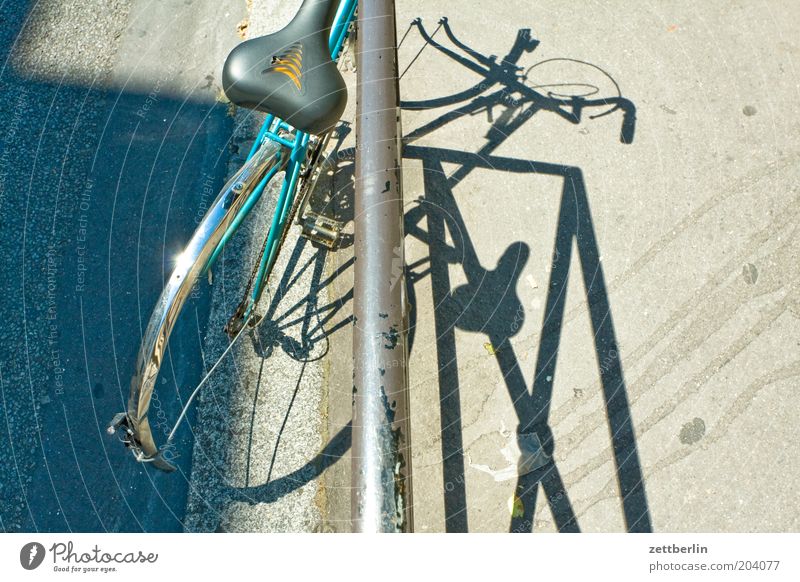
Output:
233 121 356 492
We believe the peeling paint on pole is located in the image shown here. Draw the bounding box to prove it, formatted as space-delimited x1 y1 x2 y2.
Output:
351 0 413 532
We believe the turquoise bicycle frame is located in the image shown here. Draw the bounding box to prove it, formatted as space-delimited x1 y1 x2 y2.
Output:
205 0 358 321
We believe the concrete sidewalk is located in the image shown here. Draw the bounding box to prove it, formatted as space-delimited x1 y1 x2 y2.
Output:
322 0 800 532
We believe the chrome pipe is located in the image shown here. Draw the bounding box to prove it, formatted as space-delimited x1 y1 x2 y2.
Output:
351 0 414 531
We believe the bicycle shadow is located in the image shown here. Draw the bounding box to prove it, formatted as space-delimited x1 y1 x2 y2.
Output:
405 148 650 533
229 17 650 533
401 17 649 533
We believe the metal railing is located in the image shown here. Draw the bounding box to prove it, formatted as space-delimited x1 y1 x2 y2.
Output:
351 0 413 532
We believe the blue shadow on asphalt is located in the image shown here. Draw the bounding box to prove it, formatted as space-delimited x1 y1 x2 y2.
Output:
0 2 239 532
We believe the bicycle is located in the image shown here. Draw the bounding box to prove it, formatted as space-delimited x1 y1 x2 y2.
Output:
108 0 358 472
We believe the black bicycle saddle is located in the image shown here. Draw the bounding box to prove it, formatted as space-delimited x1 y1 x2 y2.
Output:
222 0 347 135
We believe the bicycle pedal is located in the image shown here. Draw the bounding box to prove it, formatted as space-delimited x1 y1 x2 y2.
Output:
300 210 343 249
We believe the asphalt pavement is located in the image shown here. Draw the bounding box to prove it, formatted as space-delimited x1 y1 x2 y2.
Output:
0 0 246 532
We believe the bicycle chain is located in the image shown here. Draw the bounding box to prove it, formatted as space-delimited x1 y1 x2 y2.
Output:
224 142 321 337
